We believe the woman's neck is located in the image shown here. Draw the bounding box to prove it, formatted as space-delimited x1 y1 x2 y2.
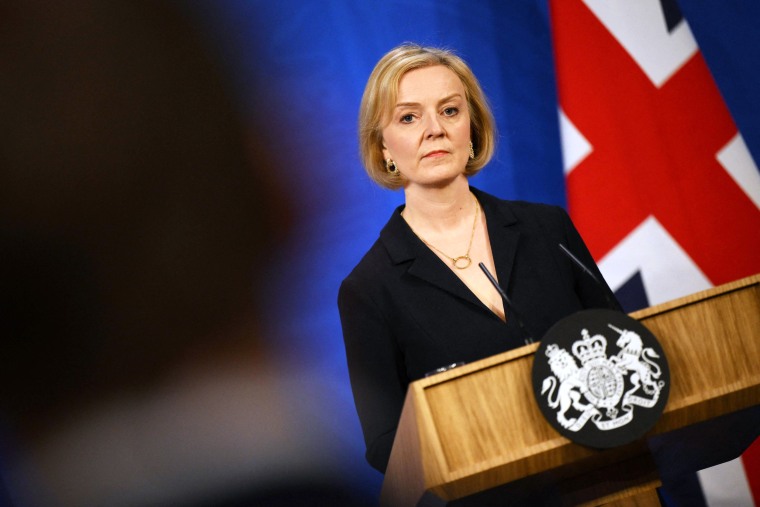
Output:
402 178 474 233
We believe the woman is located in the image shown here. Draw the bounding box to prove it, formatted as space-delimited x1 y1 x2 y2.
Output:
338 44 619 474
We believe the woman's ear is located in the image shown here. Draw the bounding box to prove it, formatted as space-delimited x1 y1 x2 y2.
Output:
381 141 391 161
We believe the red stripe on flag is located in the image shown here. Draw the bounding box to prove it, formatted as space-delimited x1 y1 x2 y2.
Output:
744 438 760 505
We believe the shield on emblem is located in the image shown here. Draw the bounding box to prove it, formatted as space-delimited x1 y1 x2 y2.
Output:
531 309 670 448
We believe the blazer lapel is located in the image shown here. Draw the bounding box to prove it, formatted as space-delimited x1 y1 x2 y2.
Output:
472 188 520 297
380 206 483 308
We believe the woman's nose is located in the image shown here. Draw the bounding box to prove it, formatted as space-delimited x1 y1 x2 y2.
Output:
423 114 444 138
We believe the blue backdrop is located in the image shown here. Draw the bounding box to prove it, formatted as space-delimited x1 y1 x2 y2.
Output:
177 0 760 496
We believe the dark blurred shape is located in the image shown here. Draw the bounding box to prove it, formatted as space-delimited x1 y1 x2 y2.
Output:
0 0 276 428
0 1 366 506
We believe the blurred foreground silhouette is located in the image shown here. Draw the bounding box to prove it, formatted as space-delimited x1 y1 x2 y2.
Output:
0 1 367 505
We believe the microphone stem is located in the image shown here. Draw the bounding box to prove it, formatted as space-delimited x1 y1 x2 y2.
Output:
478 263 534 344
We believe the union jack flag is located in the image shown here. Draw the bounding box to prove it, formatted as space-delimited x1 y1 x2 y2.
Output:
551 0 760 505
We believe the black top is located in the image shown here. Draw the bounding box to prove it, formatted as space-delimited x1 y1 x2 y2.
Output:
338 187 619 473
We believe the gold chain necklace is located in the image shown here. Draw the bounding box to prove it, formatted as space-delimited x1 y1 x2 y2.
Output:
403 195 480 269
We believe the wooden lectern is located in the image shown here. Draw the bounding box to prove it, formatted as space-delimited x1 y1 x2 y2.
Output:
381 274 760 506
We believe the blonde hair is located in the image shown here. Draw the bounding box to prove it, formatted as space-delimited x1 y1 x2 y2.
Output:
358 43 497 189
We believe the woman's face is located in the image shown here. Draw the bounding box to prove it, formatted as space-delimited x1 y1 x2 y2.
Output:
381 65 471 190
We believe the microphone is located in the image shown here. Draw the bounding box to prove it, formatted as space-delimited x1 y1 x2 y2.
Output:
425 361 465 377
558 243 616 309
478 262 535 344
558 243 600 285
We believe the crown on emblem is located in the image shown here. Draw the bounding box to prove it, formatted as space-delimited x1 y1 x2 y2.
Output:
545 343 578 378
572 329 607 365
545 344 559 358
545 344 563 367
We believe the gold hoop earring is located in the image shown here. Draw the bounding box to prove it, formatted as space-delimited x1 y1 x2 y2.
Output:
385 158 399 175
469 141 475 160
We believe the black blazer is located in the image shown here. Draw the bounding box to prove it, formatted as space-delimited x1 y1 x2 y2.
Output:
338 187 619 473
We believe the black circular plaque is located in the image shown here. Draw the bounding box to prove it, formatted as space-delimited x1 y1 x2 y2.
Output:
531 309 670 448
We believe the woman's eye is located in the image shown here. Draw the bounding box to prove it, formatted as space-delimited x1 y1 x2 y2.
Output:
443 107 459 117
400 114 414 124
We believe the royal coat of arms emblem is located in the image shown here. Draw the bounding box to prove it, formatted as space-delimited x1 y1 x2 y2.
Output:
532 309 670 448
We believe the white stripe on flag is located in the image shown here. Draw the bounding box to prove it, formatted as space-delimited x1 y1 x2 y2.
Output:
597 216 712 302
699 457 755 507
582 0 697 86
558 107 592 176
716 133 760 211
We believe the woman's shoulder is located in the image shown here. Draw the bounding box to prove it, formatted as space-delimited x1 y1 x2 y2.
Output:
473 187 568 223
341 205 411 285
338 235 398 310
341 236 389 284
